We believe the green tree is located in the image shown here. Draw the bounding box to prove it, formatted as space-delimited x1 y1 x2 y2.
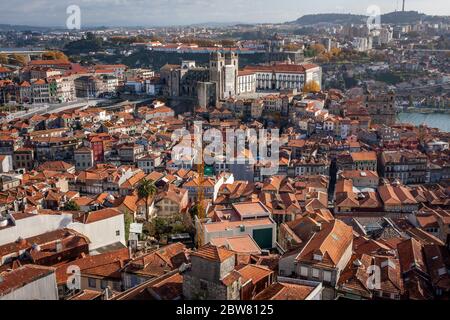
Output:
124 212 133 241
63 200 80 211
64 32 103 55
86 32 96 41
172 221 188 234
145 217 169 238
189 204 200 220
137 179 157 221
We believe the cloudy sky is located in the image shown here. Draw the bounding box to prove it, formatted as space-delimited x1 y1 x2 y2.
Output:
0 0 448 27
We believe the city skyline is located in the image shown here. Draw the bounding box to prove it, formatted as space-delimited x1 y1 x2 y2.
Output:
0 0 449 28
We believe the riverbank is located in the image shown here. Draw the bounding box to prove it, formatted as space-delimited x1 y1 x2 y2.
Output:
398 112 450 132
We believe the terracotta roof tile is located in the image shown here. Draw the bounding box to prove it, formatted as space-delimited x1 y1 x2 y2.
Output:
0 265 55 296
191 244 235 263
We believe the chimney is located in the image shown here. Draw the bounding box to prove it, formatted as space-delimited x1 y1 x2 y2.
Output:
56 240 63 253
16 237 27 246
32 243 41 252
402 0 405 12
103 287 112 300
314 222 322 232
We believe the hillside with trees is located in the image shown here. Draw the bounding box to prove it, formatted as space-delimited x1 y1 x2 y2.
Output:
291 13 366 25
290 11 449 26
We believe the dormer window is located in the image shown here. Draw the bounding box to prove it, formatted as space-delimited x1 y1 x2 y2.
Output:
314 254 323 261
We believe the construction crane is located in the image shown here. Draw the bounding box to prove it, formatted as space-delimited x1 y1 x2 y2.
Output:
195 133 206 248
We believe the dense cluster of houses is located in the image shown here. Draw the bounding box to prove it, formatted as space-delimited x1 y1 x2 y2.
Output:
0 72 449 301
0 59 159 105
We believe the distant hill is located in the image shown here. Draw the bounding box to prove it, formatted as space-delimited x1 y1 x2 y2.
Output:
381 11 426 24
291 11 449 26
291 13 366 25
188 22 245 28
0 24 112 32
0 24 57 32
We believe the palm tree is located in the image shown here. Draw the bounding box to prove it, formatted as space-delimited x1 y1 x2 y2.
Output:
137 179 157 221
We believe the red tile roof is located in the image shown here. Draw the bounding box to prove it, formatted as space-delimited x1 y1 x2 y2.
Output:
191 244 235 263
55 248 130 285
236 264 273 286
254 281 315 300
0 265 55 296
286 219 353 268
68 289 102 300
210 235 261 255
0 67 12 73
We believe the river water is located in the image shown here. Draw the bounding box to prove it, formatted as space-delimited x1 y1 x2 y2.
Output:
0 47 42 52
398 113 450 132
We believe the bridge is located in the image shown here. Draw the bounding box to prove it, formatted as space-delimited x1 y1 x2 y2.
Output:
403 49 450 53
0 50 47 62
1 97 152 123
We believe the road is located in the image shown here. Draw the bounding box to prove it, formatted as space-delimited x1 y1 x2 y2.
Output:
4 99 107 122
3 96 156 122
403 49 450 53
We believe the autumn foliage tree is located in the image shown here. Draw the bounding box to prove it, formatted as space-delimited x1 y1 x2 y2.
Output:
10 54 27 66
310 44 326 54
42 51 69 61
0 53 8 65
330 47 342 56
220 39 236 47
150 36 163 43
315 47 343 63
303 80 321 93
283 44 302 51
